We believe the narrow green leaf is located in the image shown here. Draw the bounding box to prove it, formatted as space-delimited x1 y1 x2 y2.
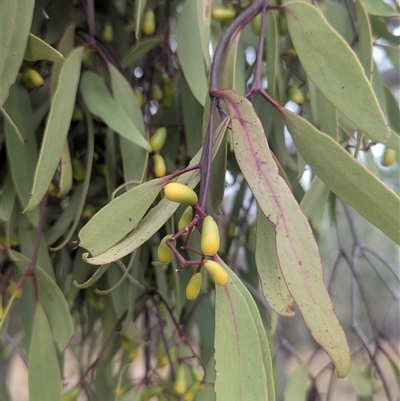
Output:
196 0 211 71
300 176 329 233
134 0 147 40
314 87 338 141
384 85 400 133
266 11 281 101
380 44 400 71
180 75 204 158
215 257 275 401
79 178 167 257
73 263 110 289
355 0 373 78
1 107 24 144
0 176 16 222
255 208 295 317
323 0 353 44
24 33 65 62
281 107 400 245
361 0 398 16
284 363 310 401
50 23 76 97
43 0 74 44
83 117 229 265
57 140 73 197
29 303 62 401
284 1 390 142
348 364 373 397
80 71 152 152
24 47 84 213
11 250 74 350
176 0 208 106
122 37 161 68
0 0 35 106
109 63 148 184
215 89 351 378
4 83 39 226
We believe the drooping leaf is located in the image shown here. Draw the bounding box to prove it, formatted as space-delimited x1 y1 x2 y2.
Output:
50 23 76 97
57 140 73 197
266 11 281 101
79 178 167 257
361 0 398 16
134 0 147 40
109 63 148 184
215 89 351 378
24 33 65 62
280 107 400 245
176 0 208 106
28 303 62 401
83 117 229 265
10 250 74 351
80 71 152 152
0 0 35 106
24 47 84 213
0 176 16 222
214 257 275 401
284 1 390 143
283 363 310 401
255 208 294 317
4 83 39 226
122 37 161 68
196 0 211 71
323 0 353 44
355 0 373 78
348 364 373 397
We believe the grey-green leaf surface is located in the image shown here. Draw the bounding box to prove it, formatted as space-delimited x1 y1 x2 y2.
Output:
281 108 400 243
57 140 73 197
109 63 148 184
355 0 373 78
24 47 84 213
80 71 151 152
281 107 400 245
361 0 398 16
24 33 65 62
215 257 275 401
11 250 74 350
283 363 310 401
79 178 167 257
4 83 39 225
83 117 229 265
122 37 161 68
0 176 16 222
255 208 294 317
215 89 351 378
284 1 390 143
28 303 62 401
134 0 147 39
0 0 35 106
176 0 208 106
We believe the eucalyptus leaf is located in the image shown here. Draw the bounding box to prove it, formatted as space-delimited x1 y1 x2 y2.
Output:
215 257 275 401
25 47 84 213
79 178 167 257
283 363 310 401
284 1 390 143
134 0 147 40
281 107 400 245
255 208 295 317
28 304 62 401
0 176 16 222
0 0 35 106
24 33 65 62
57 140 73 197
80 71 152 152
10 250 74 351
122 37 161 68
176 0 208 106
361 0 398 16
355 0 373 78
215 89 351 378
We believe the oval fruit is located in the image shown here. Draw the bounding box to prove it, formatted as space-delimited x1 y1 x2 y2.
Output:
203 261 228 286
251 14 262 36
211 7 236 23
150 127 167 152
161 73 173 98
157 234 175 263
163 183 198 206
182 381 202 401
287 85 305 105
186 273 202 300
142 10 156 36
381 148 397 167
21 69 44 89
102 22 114 43
173 364 187 395
178 206 193 234
150 83 163 101
201 216 220 256
153 154 166 177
